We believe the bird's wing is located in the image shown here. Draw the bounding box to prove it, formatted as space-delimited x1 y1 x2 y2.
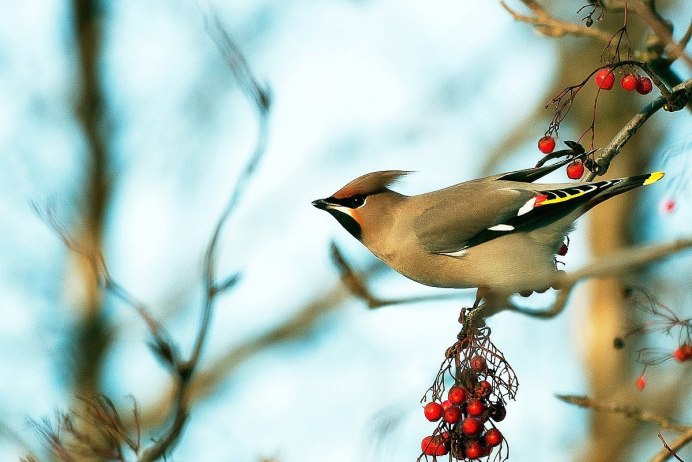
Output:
413 179 620 256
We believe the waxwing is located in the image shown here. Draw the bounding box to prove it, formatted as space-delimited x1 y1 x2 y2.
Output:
313 155 664 315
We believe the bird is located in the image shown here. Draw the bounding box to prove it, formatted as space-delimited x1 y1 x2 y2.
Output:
312 155 664 316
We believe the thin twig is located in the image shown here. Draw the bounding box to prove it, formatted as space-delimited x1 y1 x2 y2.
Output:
133 275 363 429
651 430 692 462
330 242 462 308
510 238 692 318
656 433 685 462
557 394 692 462
34 204 177 366
627 3 692 68
588 78 692 181
137 16 271 462
556 395 689 432
501 0 612 42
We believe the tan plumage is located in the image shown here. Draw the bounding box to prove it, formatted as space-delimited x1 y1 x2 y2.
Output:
313 159 664 314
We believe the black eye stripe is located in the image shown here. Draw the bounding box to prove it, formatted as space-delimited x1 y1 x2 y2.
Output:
329 194 366 208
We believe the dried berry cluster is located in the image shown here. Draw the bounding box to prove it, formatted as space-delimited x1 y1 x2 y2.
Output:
613 287 691 391
418 311 518 461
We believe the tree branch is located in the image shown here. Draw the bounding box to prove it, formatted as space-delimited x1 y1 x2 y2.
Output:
501 0 612 42
137 17 271 462
556 395 689 432
627 3 692 67
588 78 692 181
510 238 692 318
557 394 692 462
134 277 359 430
653 431 692 462
330 243 462 308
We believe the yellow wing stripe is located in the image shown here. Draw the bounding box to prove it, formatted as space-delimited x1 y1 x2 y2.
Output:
540 189 587 206
643 171 665 185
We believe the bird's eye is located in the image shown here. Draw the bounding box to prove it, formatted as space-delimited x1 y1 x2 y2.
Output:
349 195 366 208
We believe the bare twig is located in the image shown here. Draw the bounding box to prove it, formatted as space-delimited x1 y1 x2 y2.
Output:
588 78 692 181
134 277 360 430
330 242 462 308
137 17 271 462
627 3 692 67
27 395 142 462
556 395 689 432
656 433 685 462
557 394 692 462
36 14 272 462
510 238 692 318
501 0 612 42
503 1 692 68
34 204 178 368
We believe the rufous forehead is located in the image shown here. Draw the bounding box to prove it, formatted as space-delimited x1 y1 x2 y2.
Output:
333 186 357 199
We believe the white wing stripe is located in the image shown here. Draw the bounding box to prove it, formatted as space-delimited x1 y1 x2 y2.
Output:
488 224 515 231
517 197 536 216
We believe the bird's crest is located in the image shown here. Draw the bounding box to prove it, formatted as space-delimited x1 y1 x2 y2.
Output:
333 170 411 199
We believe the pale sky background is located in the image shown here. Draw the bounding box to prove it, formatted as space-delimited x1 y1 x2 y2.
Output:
0 1 690 461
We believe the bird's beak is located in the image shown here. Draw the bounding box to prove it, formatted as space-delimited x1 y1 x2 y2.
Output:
312 198 331 210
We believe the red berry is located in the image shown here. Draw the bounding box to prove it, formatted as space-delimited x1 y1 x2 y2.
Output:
636 375 646 391
421 435 448 456
595 68 615 90
475 380 492 399
673 348 687 362
674 343 692 362
660 197 676 214
636 76 653 94
566 161 585 179
465 440 482 459
462 417 483 436
448 385 467 404
620 74 637 91
484 428 503 447
683 344 692 357
444 405 462 424
489 402 507 422
423 402 443 422
557 243 568 256
441 399 453 411
421 436 434 455
538 136 556 154
466 399 486 417
470 355 487 372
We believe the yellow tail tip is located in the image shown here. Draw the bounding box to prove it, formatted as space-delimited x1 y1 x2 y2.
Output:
643 171 665 185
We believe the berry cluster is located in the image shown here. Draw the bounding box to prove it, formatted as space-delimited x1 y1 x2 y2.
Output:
418 311 517 461
420 368 506 459
537 60 662 180
594 68 652 94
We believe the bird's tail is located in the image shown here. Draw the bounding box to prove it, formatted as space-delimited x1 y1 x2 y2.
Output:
590 171 665 208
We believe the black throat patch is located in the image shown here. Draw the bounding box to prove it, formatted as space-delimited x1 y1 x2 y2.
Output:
327 209 362 241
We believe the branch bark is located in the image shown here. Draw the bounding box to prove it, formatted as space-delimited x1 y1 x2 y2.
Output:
510 238 692 318
589 78 692 181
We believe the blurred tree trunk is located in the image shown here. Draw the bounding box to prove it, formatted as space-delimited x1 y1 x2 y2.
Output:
68 0 111 418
